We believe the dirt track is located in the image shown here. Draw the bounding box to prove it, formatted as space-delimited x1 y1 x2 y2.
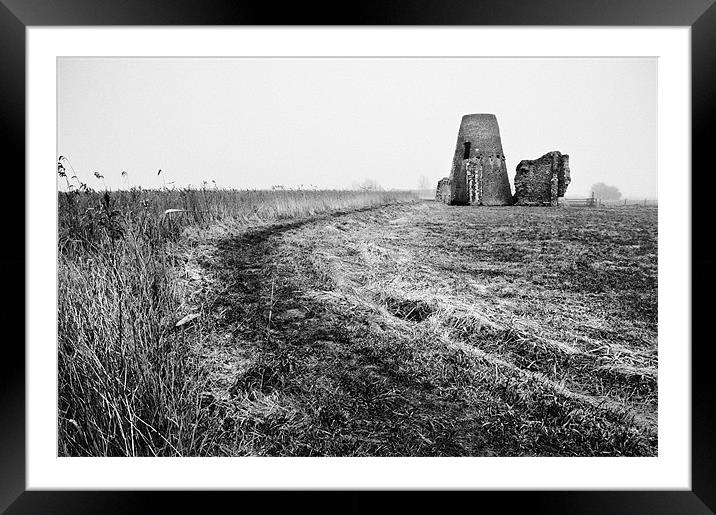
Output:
187 201 657 456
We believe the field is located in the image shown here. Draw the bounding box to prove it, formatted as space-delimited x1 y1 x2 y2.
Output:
58 190 657 457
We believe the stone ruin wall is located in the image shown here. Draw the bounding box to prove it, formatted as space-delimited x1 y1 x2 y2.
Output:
435 177 451 203
513 151 571 206
435 114 571 208
556 154 571 197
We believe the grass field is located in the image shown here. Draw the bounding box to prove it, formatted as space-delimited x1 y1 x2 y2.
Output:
58 190 657 457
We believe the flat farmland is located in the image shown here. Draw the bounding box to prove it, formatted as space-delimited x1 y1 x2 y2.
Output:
189 201 657 456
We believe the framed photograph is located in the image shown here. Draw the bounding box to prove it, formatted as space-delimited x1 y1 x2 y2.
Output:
5 0 714 512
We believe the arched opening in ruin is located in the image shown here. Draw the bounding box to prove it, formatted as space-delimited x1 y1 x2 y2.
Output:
463 141 471 159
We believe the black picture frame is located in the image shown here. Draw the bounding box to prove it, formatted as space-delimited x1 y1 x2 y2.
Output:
3 1 714 513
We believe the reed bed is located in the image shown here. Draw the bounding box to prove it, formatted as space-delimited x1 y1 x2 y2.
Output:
58 186 416 456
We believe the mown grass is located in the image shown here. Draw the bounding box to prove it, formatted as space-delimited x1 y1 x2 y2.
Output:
58 186 416 456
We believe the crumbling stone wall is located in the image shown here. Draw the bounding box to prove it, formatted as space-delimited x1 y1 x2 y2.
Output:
513 151 571 206
443 114 513 206
557 154 571 197
435 177 451 203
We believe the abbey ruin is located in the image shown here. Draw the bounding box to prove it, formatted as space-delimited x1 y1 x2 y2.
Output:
513 151 571 206
436 114 571 206
437 114 513 206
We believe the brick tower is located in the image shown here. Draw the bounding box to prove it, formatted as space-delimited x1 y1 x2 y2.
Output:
446 114 513 206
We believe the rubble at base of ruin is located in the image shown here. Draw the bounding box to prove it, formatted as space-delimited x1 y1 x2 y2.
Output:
512 151 571 207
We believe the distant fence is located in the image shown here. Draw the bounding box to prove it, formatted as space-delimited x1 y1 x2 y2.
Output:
563 193 657 207
563 194 597 207
598 198 658 207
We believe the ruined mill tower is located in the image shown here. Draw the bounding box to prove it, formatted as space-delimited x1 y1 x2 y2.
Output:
438 114 513 206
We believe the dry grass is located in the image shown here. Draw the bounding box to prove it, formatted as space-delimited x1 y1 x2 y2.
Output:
59 186 656 456
190 202 657 456
57 187 416 456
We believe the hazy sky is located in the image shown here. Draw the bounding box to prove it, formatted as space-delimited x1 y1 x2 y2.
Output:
58 57 656 197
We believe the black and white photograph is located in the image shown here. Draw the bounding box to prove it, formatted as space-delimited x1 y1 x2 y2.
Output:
56 56 659 458
4 0 713 508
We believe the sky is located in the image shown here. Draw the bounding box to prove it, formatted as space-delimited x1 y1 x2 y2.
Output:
58 57 657 198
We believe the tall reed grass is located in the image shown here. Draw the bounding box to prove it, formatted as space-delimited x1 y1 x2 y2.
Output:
58 186 416 456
